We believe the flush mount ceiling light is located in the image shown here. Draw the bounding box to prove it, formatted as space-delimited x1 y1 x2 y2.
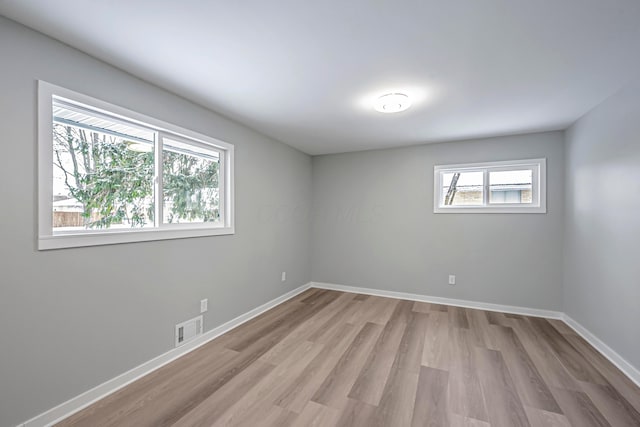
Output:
374 92 411 113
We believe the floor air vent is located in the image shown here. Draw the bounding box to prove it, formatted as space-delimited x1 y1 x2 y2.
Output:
175 315 203 347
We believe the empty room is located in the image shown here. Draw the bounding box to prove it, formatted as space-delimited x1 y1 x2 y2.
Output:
1 1 639 426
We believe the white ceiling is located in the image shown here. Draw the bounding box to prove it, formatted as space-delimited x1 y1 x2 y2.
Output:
2 1 640 155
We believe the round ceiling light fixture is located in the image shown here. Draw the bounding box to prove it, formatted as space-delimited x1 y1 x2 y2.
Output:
373 92 411 113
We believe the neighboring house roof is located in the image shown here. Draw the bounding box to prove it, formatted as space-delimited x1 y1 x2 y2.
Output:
52 197 83 212
453 183 531 192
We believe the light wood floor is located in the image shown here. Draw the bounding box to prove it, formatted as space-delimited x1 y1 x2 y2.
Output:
57 289 640 427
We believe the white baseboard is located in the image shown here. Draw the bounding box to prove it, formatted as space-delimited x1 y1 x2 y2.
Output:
562 314 640 387
311 281 640 388
18 281 640 426
20 283 312 427
311 282 564 319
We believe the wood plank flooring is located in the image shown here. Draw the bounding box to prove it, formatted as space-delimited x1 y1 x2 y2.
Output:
57 289 640 427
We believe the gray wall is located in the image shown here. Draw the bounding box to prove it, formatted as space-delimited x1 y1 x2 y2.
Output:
311 132 565 310
0 17 312 427
564 82 640 371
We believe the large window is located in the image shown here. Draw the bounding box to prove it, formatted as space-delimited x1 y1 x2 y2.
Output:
39 82 234 249
434 159 546 213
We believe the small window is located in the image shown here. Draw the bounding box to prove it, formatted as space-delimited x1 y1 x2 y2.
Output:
39 81 234 249
434 159 546 213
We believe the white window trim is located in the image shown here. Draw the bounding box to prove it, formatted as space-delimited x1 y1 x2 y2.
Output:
433 158 546 214
38 81 235 250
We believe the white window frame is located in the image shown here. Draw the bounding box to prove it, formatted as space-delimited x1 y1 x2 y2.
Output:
38 81 235 250
433 158 546 214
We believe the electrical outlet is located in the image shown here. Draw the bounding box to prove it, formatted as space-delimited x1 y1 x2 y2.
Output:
200 298 208 313
448 275 456 285
281 271 286 282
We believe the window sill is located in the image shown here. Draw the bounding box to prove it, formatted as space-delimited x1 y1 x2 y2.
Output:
433 206 546 214
38 225 235 250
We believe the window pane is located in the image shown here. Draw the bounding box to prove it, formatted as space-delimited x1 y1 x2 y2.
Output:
52 121 155 231
489 170 532 204
441 171 484 206
162 138 220 224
